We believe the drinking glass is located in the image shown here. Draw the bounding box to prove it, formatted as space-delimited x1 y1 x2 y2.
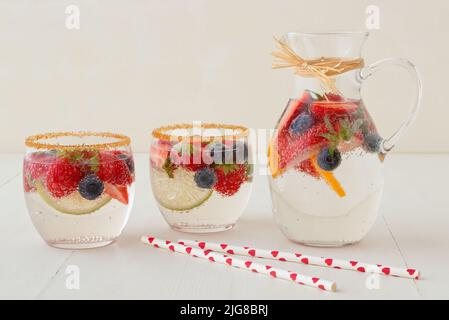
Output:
150 123 253 233
23 132 135 249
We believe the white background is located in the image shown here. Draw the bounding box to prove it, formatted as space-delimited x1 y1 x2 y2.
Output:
0 0 448 153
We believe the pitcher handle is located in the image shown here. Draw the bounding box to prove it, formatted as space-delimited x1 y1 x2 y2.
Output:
359 58 422 153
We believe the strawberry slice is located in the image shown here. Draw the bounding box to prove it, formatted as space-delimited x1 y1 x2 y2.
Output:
275 122 328 173
311 99 360 119
104 183 129 205
295 158 320 179
150 140 172 168
323 93 344 101
277 91 313 133
269 92 313 177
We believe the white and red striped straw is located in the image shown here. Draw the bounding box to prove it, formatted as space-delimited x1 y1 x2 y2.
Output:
141 236 337 292
179 239 420 280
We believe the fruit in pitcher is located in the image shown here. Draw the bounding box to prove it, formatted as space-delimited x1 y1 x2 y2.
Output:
323 93 344 102
311 154 346 198
78 174 104 200
363 133 382 153
295 158 320 179
194 167 217 189
214 164 247 197
311 99 359 119
271 122 328 176
278 92 313 132
46 158 84 198
289 113 314 136
269 92 323 176
317 148 342 171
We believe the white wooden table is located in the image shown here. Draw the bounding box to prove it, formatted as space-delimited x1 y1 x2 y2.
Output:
0 153 447 299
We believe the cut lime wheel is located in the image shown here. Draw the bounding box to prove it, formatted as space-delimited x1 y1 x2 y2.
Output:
151 168 213 212
35 181 112 215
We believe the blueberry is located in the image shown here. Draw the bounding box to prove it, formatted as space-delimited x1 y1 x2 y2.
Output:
363 133 382 153
317 148 342 171
78 174 104 200
116 153 135 174
289 113 314 136
194 167 217 189
209 143 233 164
233 141 248 163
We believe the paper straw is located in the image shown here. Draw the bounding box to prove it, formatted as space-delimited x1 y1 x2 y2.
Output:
179 239 420 280
141 236 337 292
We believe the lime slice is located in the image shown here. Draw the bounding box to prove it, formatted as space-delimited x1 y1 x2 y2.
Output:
151 168 213 212
35 181 112 215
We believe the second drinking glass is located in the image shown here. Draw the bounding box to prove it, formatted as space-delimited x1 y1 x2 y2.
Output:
150 123 253 233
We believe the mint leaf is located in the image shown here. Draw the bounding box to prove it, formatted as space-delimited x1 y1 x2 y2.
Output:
162 158 176 178
214 163 239 175
339 119 352 141
320 133 337 140
324 115 336 134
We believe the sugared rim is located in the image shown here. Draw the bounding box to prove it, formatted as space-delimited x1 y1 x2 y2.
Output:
25 131 131 151
152 123 249 142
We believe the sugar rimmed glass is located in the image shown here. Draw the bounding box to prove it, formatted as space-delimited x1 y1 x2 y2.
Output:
23 132 135 249
150 123 253 233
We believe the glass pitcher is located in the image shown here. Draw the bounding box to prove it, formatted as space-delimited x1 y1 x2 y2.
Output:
268 32 422 247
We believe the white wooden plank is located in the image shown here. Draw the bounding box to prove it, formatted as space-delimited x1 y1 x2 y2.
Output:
0 154 21 188
34 154 419 299
381 154 449 299
0 174 73 299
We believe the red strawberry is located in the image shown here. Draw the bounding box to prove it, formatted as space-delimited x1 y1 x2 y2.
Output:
23 152 57 191
311 99 360 120
104 183 129 205
323 93 344 101
276 122 328 171
23 159 45 192
181 154 207 171
23 175 34 192
150 141 172 168
295 158 320 179
46 158 84 198
27 161 47 180
111 150 134 174
213 164 246 197
98 151 132 186
278 92 313 133
169 141 207 171
269 92 319 177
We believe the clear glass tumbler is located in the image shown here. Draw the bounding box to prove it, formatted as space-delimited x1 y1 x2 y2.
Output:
23 132 135 249
150 123 253 233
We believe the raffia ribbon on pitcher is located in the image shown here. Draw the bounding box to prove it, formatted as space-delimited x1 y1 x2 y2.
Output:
271 38 364 94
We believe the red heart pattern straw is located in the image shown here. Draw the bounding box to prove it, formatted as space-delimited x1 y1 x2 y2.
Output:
141 236 337 292
179 239 420 280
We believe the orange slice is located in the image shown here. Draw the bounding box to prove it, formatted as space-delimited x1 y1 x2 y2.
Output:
268 141 281 178
310 154 346 197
